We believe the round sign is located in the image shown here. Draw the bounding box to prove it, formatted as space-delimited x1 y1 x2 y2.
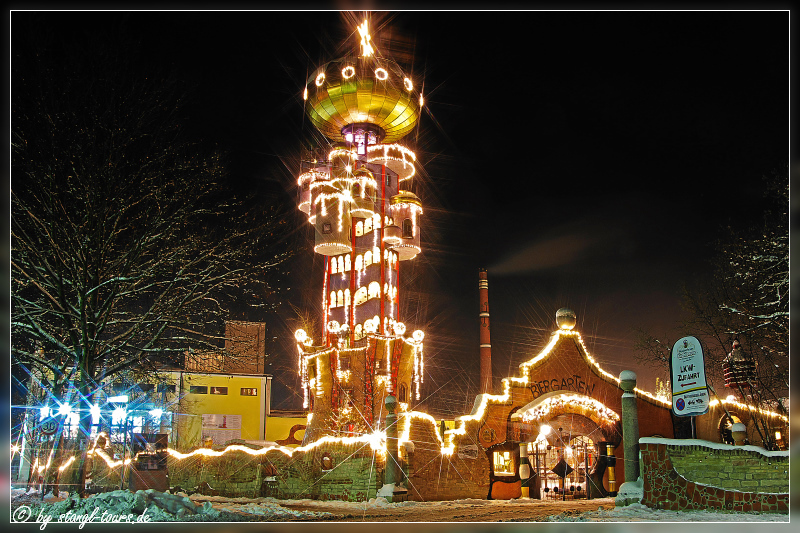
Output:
676 398 685 411
40 417 59 436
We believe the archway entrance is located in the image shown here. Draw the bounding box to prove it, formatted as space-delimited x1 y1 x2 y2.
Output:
530 431 595 500
510 392 622 500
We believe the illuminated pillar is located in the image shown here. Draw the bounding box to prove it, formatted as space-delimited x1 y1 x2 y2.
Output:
605 443 617 495
519 442 531 498
478 269 492 394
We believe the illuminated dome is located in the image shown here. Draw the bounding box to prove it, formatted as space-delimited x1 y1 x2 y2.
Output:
556 308 576 330
304 56 421 143
390 189 422 207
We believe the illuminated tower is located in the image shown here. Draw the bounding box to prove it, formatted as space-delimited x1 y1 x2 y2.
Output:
294 20 426 443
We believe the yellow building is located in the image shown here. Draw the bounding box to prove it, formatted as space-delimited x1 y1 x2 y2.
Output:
168 371 308 450
170 371 272 450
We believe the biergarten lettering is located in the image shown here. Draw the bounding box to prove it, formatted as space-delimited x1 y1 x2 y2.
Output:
528 374 595 399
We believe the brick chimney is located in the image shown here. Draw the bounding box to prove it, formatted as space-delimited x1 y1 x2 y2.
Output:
478 269 492 394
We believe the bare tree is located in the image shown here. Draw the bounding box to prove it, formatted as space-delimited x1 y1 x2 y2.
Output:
12 19 291 495
634 168 788 449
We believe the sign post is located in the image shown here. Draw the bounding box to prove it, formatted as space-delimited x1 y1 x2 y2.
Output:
670 336 710 434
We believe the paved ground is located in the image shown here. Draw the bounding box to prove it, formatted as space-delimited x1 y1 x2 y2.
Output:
277 497 616 522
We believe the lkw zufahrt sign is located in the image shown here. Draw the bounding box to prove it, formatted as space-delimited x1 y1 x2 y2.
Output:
670 335 710 416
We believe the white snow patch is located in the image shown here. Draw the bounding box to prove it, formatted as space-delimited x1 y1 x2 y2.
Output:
640 437 789 458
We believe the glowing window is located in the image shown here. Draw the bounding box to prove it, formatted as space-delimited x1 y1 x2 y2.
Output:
354 324 364 340
373 214 381 229
368 281 380 299
355 254 363 270
365 217 373 233
330 291 336 307
337 290 344 307
356 221 364 237
403 218 413 238
337 256 344 273
373 246 380 260
493 451 514 475
331 258 338 274
365 250 372 266
354 287 368 306
344 288 351 306
345 255 351 271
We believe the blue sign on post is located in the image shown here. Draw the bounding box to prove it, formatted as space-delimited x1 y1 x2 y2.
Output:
670 335 710 416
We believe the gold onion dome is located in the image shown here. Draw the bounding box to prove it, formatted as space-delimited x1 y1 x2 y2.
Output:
305 55 421 143
390 190 422 207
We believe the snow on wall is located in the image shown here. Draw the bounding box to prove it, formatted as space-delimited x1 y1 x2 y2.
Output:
639 440 788 513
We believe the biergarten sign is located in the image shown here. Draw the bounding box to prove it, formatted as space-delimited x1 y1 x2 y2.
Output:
670 335 710 416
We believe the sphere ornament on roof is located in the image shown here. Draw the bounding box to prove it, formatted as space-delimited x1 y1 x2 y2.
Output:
555 307 577 330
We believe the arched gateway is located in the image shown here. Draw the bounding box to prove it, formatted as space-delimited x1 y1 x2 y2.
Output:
473 308 676 500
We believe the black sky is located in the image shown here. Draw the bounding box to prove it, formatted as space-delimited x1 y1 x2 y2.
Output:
13 11 788 416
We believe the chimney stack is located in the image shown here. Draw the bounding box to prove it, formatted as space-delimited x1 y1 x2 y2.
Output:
478 269 492 394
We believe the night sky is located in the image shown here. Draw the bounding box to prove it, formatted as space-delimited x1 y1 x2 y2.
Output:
13 11 788 417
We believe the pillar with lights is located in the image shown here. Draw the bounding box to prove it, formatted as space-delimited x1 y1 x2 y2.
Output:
293 20 426 443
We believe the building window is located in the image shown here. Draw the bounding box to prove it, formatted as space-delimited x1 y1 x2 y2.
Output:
189 386 208 395
157 384 176 394
493 451 514 476
339 355 351 371
321 452 334 470
210 387 228 395
354 287 368 306
719 414 743 445
386 174 392 187
356 221 364 237
241 388 258 396
402 218 413 238
399 383 407 403
322 222 332 234
368 281 380 299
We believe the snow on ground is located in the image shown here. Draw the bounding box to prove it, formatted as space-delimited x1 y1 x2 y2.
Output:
551 503 789 522
12 488 790 523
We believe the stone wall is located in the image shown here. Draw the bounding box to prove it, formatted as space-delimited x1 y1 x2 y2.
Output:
405 416 490 501
639 438 789 513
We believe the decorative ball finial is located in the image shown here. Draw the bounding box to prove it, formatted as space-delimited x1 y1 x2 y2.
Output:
556 308 576 330
619 370 637 392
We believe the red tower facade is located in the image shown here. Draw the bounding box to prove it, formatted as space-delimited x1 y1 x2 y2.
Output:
292 20 426 442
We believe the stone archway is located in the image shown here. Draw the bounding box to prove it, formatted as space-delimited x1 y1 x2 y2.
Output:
512 392 622 500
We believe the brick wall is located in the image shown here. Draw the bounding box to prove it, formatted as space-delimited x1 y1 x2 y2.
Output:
640 438 788 513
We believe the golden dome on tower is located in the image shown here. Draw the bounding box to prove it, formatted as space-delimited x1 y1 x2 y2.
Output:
304 56 421 143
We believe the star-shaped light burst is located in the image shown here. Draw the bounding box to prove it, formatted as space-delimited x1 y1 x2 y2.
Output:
358 20 374 57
